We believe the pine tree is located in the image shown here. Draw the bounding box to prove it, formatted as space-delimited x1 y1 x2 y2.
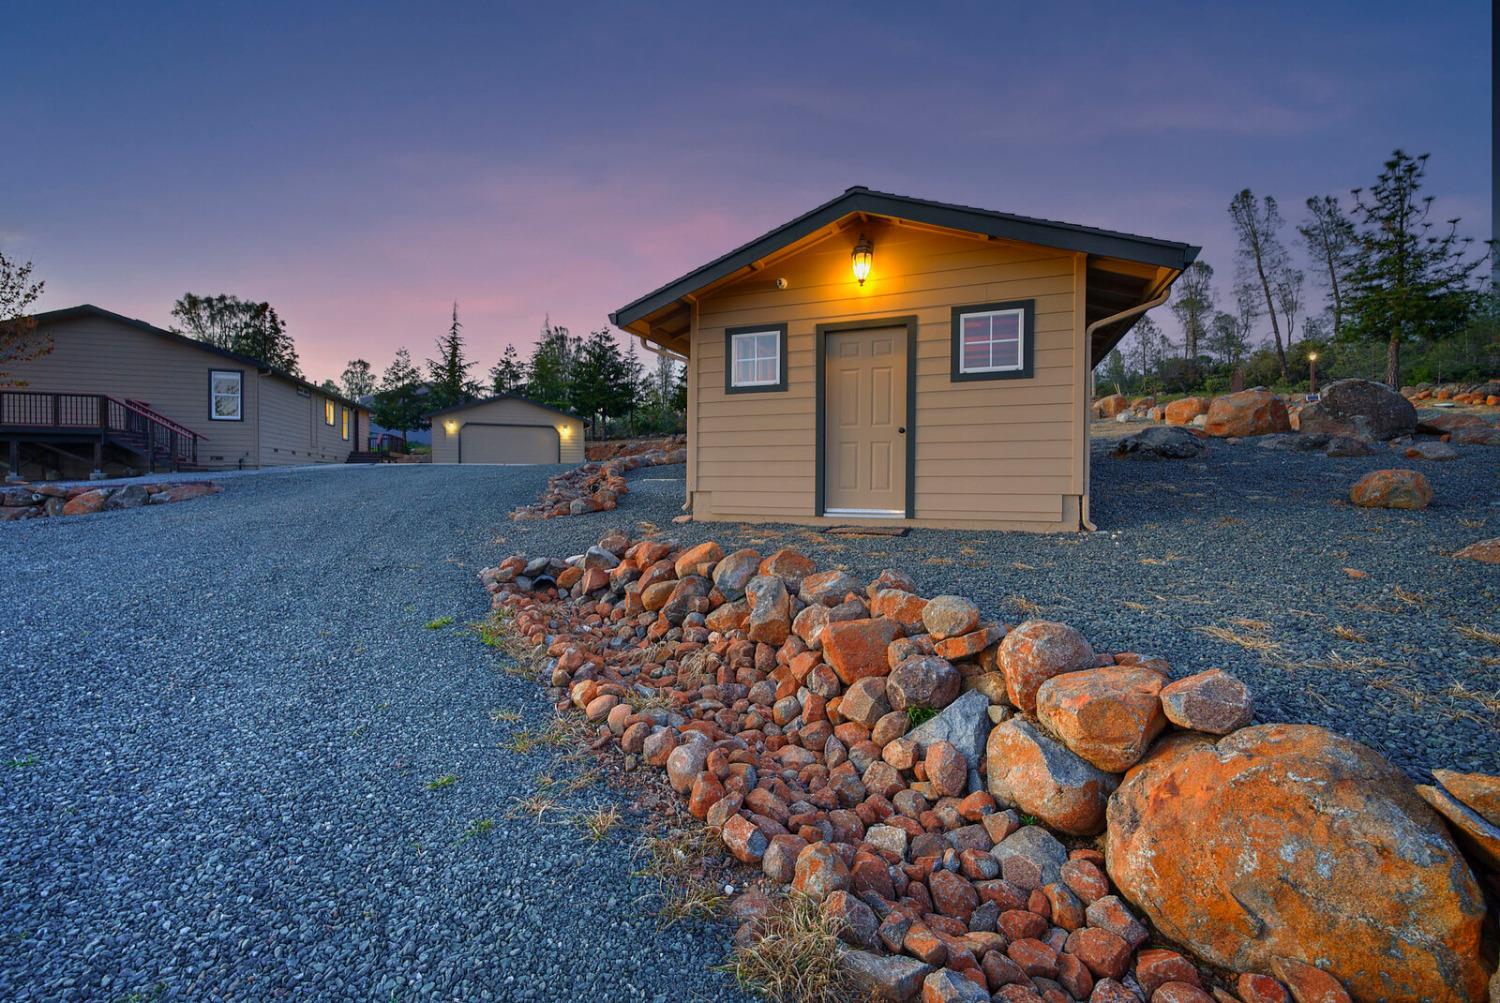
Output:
1298 196 1357 338
621 340 644 434
569 329 633 437
1343 150 1491 387
1228 190 1292 380
372 347 426 434
426 303 472 411
170 293 300 375
1169 262 1215 360
526 317 577 410
340 359 375 400
489 344 527 395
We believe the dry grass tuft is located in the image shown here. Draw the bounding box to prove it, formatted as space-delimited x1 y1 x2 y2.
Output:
1195 619 1281 653
576 805 622 841
1011 561 1036 571
1121 600 1151 612
506 791 564 822
1391 586 1429 606
489 707 522 723
633 824 728 927
722 893 858 1003
1452 622 1500 647
1444 681 1500 717
624 688 674 713
1330 625 1368 643
1008 594 1044 617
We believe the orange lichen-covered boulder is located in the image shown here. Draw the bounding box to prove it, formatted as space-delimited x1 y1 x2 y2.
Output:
1035 665 1167 772
1203 389 1290 437
822 618 903 685
1452 537 1500 564
998 620 1095 713
986 718 1117 836
1164 396 1210 425
1106 724 1488 1003
1094 393 1129 419
1349 468 1432 509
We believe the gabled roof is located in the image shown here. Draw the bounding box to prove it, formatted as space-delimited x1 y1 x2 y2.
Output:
423 391 578 421
30 304 367 409
611 186 1200 330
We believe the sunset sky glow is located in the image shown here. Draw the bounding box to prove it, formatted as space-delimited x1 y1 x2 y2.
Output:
6 2 1491 382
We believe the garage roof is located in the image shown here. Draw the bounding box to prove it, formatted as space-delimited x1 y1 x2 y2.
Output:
424 392 578 421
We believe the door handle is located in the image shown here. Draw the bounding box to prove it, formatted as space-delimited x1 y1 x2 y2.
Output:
897 426 907 434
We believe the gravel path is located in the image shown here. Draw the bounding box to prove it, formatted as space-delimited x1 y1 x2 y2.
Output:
0 465 753 1003
2 432 1495 999
616 429 1499 779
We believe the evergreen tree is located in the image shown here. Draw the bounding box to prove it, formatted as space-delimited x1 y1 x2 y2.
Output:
426 302 473 411
621 339 644 434
1169 262 1215 360
526 317 578 410
340 359 375 400
1343 150 1491 387
1228 190 1292 380
568 329 634 437
371 347 426 434
1100 349 1129 394
170 293 300 375
488 344 527 395
1298 195 1357 338
1124 315 1169 382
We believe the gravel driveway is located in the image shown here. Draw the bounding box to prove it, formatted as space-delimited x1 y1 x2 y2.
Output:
1 464 753 1003
2 434 1495 999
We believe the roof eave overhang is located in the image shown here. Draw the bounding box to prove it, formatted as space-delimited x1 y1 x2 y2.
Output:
610 188 1201 332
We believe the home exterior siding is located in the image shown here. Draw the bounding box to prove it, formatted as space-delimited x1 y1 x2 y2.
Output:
429 397 584 464
689 220 1086 531
5 313 367 469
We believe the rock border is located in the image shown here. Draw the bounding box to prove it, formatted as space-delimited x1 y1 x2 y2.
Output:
479 532 1497 1003
0 480 222 521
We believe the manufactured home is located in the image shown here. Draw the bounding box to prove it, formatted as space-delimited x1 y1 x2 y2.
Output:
427 394 584 465
2 305 371 477
611 188 1198 531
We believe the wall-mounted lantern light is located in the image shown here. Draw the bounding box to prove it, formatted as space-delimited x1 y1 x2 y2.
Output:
444 419 459 436
851 235 874 286
558 424 572 439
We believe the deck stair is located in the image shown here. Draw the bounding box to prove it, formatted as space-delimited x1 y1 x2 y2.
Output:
0 391 204 474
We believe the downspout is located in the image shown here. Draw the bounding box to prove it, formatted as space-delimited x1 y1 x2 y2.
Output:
1080 289 1172 531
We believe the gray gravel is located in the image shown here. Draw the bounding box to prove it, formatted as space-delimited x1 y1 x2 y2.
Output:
0 464 752 1002
618 432 1499 779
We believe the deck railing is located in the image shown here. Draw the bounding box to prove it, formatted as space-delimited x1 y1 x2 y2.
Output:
0 390 204 467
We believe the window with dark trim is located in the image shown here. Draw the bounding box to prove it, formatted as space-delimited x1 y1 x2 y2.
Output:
324 399 336 425
950 300 1035 381
209 369 244 421
724 324 788 393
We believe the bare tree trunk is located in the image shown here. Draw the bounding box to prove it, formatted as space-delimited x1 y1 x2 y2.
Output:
1253 257 1289 381
1385 330 1400 388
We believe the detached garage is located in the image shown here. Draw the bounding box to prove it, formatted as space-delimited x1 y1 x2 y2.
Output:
427 394 585 465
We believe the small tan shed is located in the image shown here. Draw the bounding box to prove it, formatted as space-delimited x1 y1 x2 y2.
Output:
427 394 584 465
611 187 1199 531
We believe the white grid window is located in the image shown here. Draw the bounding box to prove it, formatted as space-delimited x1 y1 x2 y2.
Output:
730 330 781 387
958 308 1024 374
210 370 242 420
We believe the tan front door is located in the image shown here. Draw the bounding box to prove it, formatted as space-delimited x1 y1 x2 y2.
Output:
824 327 906 514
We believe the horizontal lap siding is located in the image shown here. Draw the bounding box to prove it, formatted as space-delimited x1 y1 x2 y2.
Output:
258 378 355 465
693 221 1080 525
6 317 261 468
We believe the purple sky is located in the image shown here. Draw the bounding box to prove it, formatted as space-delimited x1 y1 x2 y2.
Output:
6 3 1491 383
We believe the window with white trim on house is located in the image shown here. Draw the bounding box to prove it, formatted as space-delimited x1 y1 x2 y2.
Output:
958 307 1024 374
727 326 785 391
209 370 243 420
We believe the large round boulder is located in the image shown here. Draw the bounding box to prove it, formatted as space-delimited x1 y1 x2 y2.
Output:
998 620 1095 713
1299 378 1417 440
1164 396 1210 425
986 717 1117 835
1350 468 1432 510
1106 724 1487 1003
1203 389 1290 437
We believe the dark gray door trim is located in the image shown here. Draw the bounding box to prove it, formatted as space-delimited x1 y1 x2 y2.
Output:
456 422 562 464
814 315 918 520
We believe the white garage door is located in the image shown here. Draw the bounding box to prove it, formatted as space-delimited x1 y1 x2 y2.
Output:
459 424 559 464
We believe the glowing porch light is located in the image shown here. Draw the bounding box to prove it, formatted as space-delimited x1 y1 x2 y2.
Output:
851 235 873 286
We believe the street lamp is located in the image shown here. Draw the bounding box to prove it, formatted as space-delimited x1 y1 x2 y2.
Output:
1308 352 1319 394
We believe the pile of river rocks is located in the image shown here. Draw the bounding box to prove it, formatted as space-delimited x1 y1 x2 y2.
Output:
0 480 221 521
585 434 688 462
1405 382 1500 406
481 534 1497 1003
510 446 687 519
